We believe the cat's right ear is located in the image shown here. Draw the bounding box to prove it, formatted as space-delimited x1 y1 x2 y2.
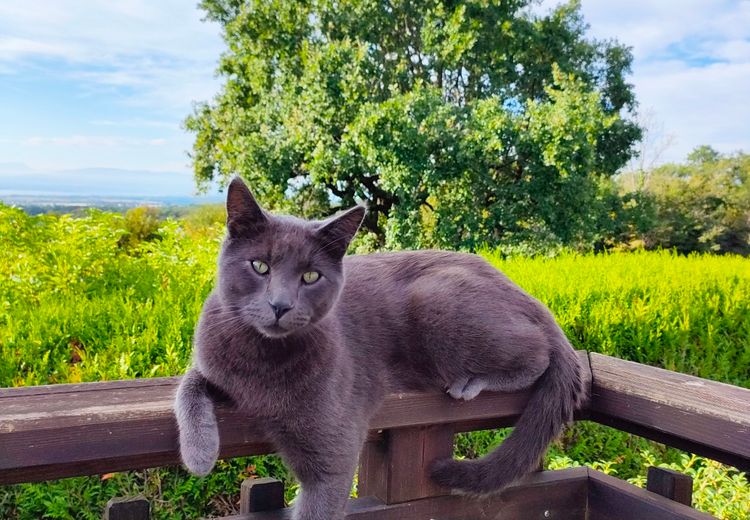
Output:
226 176 267 238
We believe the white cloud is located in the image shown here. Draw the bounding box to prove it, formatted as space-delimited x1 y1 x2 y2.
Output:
20 135 169 147
633 60 750 158
0 1 223 111
2 0 749 173
0 36 82 61
0 1 222 62
712 39 750 63
574 0 750 162
89 118 175 129
577 1 750 60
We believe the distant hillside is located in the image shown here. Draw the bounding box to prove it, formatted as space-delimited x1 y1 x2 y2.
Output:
0 164 223 211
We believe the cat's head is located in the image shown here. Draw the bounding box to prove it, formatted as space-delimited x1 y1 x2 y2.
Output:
216 176 365 338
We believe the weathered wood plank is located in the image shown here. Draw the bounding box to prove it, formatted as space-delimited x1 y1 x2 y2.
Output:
0 358 552 485
0 383 530 484
0 406 275 485
226 468 590 520
0 376 178 399
588 353 750 472
647 467 693 507
357 437 389 500
240 477 285 513
587 469 714 519
5 350 747 487
364 425 454 504
103 496 150 520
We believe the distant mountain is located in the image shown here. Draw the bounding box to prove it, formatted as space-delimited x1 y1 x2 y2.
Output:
0 165 223 208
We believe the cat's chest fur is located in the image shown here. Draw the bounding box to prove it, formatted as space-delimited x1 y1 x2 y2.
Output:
195 306 350 419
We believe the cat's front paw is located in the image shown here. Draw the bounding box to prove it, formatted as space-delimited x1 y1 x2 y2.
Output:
179 418 220 476
174 369 221 476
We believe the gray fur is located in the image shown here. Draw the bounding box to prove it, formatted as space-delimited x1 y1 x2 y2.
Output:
174 177 584 519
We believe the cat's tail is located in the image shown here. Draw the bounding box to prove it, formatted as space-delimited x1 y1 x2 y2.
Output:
430 341 583 494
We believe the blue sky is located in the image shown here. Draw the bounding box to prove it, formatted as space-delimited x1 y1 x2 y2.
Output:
0 0 748 196
569 0 750 168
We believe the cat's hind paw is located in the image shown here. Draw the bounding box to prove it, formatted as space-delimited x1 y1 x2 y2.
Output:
447 377 485 401
447 377 469 400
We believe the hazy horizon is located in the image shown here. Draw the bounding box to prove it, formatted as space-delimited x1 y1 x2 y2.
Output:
0 162 223 206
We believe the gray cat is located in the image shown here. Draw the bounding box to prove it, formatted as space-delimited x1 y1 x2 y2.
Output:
174 177 583 520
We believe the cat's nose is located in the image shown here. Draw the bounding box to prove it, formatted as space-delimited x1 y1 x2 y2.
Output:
269 302 293 320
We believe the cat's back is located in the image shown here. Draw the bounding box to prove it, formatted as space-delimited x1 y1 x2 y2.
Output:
340 249 547 330
339 249 532 321
337 250 553 394
342 249 510 289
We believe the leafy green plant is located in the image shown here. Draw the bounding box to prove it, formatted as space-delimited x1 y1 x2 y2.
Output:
625 451 750 520
0 205 747 518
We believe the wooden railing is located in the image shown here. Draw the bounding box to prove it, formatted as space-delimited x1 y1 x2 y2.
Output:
1 352 748 519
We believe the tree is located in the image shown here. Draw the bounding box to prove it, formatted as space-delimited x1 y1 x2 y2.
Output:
621 147 750 255
687 145 721 165
187 0 641 249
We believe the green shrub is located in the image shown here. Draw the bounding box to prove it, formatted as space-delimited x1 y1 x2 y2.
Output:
119 206 162 249
0 205 747 518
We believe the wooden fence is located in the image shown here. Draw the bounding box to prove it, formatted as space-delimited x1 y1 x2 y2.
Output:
1 352 748 519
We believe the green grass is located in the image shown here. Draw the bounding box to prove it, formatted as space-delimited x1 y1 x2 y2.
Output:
0 205 748 519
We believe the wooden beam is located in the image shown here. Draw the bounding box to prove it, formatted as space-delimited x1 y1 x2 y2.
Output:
647 467 693 507
587 469 713 519
103 496 150 520
225 468 590 520
4 350 749 487
0 352 554 485
359 425 454 504
240 478 285 513
588 353 750 472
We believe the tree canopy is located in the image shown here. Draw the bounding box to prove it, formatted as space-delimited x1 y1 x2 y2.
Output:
187 0 641 249
629 148 750 255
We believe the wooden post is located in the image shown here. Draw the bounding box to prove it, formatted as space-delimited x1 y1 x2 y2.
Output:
103 496 150 520
358 434 389 500
646 467 693 506
240 477 285 513
358 424 454 504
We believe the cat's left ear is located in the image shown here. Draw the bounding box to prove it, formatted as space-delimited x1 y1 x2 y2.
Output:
316 205 366 258
226 176 267 238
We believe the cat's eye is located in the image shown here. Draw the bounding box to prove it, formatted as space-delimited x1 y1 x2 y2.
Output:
251 260 269 275
302 271 320 284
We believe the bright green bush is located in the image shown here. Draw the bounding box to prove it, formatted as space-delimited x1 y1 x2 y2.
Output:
482 249 750 386
0 205 747 518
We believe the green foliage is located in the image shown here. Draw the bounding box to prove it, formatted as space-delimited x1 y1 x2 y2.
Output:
1 206 747 518
628 452 750 519
687 144 722 165
187 0 641 249
3 457 293 520
180 203 227 238
482 249 750 385
116 206 163 249
468 250 750 520
0 205 217 387
617 148 750 255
